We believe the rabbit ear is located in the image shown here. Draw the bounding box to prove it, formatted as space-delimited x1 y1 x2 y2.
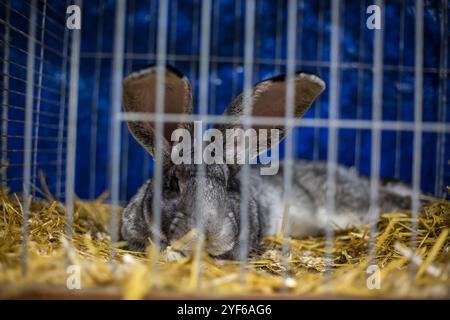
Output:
217 72 325 164
122 64 193 162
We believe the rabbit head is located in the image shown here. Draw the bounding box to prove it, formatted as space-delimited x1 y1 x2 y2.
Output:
122 64 325 256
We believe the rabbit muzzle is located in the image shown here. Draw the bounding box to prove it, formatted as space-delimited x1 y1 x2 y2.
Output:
178 174 237 257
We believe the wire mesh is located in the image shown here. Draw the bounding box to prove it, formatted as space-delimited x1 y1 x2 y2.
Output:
0 0 69 198
0 0 449 294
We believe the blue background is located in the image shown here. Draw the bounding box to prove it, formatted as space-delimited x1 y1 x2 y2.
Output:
2 0 449 202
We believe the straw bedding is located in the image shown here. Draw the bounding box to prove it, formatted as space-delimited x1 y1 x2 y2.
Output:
0 187 449 299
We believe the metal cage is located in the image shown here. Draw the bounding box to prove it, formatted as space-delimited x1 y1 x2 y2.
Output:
0 0 449 298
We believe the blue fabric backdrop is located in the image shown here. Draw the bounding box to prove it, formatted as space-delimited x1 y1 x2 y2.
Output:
2 0 449 201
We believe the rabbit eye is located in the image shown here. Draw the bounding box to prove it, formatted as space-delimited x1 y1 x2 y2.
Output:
170 178 179 192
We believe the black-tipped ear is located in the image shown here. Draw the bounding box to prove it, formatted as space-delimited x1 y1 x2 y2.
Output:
139 63 185 79
217 71 326 164
122 64 193 164
262 70 323 83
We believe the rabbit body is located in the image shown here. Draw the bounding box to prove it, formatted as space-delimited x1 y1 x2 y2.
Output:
255 160 412 239
120 64 412 260
122 160 411 259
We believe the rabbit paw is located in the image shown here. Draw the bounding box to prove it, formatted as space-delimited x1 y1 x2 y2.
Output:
163 249 185 262
169 211 187 238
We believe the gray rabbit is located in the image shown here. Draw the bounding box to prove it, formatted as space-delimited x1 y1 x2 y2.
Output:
120 64 412 259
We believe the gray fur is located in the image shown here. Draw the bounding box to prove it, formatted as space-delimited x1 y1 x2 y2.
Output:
121 160 412 259
120 65 413 259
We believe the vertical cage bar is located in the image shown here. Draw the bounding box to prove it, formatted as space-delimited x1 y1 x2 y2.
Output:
296 0 303 67
325 0 342 278
313 0 325 161
209 0 220 114
198 0 211 118
109 0 126 245
142 0 157 182
411 0 423 255
151 0 168 286
253 1 260 81
368 0 384 260
192 0 212 289
281 0 297 273
395 0 406 179
169 0 178 64
434 0 448 197
231 0 241 100
56 0 70 199
65 0 82 240
89 0 104 200
239 0 255 281
21 0 38 276
274 0 283 75
354 0 366 169
190 1 199 98
148 0 157 57
120 0 135 202
1 0 10 187
31 0 47 195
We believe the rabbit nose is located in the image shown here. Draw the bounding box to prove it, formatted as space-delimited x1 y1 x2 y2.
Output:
203 215 236 256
